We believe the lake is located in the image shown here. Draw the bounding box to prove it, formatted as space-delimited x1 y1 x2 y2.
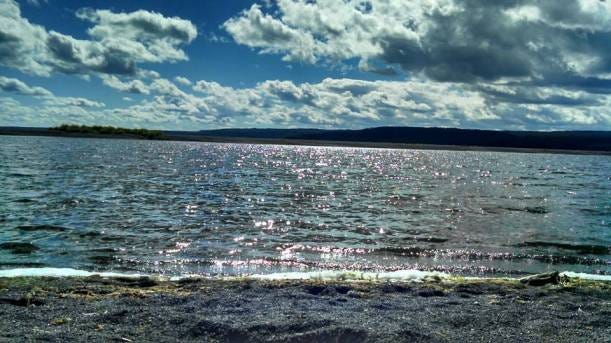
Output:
1 135 609 277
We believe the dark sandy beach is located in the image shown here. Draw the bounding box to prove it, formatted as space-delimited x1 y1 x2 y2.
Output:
1 275 609 342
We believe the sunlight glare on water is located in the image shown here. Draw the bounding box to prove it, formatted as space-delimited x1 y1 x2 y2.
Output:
0 136 609 277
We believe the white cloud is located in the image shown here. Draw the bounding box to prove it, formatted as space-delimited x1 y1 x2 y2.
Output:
2 75 610 130
41 96 105 108
174 76 192 86
76 8 197 63
101 75 150 94
0 0 198 77
223 4 318 63
223 0 450 71
2 0 610 131
0 0 52 75
223 0 611 86
0 76 52 96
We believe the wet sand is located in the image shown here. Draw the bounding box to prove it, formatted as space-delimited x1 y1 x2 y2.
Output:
1 276 609 342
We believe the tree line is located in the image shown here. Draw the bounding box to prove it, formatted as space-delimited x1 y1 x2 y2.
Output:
50 124 165 140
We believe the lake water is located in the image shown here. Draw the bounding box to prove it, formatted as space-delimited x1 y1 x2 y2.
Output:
0 136 609 277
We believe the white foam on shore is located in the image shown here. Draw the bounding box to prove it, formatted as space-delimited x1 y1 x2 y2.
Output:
560 272 611 281
0 267 144 279
245 270 449 282
0 268 610 283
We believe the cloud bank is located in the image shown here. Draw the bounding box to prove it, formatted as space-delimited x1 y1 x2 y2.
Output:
224 0 611 87
1 0 610 131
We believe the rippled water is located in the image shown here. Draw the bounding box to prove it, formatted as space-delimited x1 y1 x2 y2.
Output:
0 136 609 277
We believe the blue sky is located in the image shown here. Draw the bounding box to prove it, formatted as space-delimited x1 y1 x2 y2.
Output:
1 0 611 130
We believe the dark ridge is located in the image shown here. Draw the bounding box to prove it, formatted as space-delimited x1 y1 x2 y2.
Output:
1 126 610 152
518 241 610 255
192 128 327 139
295 127 611 151
191 126 611 152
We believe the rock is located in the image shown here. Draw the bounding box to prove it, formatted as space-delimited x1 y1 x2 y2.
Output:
304 285 326 295
417 289 446 297
346 290 364 298
121 276 158 288
320 286 338 297
0 296 45 307
519 271 560 286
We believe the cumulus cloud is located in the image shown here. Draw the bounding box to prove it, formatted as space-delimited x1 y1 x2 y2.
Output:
0 0 51 75
2 0 610 131
223 0 611 86
76 8 197 63
0 0 197 77
224 4 318 63
42 96 105 108
0 76 52 96
3 75 610 130
174 76 192 86
101 75 150 94
187 77 610 129
0 75 106 113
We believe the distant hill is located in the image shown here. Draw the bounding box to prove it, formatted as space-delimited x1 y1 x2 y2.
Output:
190 127 611 152
1 126 610 152
190 128 326 139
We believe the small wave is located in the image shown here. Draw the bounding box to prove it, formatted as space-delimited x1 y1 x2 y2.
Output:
16 225 68 232
0 268 144 278
481 206 549 214
247 270 448 282
13 198 35 203
0 242 39 254
518 241 610 255
0 268 609 283
372 247 608 265
560 272 611 281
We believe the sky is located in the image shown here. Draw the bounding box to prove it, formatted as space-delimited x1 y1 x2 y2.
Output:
1 0 611 131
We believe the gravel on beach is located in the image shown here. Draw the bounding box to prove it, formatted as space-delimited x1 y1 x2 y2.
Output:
0 275 610 342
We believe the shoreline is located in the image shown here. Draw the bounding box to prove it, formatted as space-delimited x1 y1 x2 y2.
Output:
1 274 609 342
1 130 610 156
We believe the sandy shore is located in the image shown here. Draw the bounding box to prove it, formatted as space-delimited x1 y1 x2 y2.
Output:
0 275 609 342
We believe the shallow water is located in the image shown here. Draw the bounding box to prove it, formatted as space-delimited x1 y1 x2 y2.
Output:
0 136 609 277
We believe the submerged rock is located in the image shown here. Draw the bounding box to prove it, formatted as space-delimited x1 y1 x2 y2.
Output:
520 272 560 286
